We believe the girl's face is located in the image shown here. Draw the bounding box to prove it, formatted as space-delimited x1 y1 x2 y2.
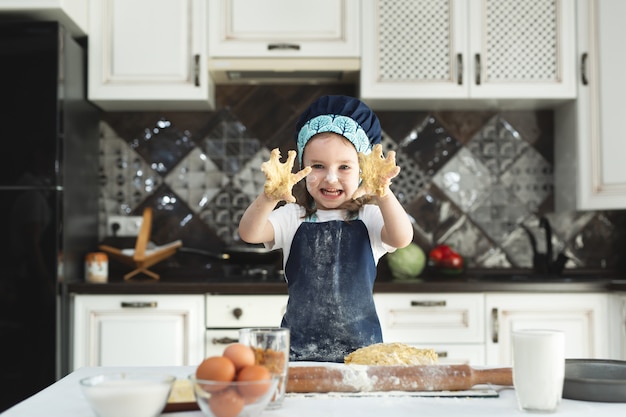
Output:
302 132 360 210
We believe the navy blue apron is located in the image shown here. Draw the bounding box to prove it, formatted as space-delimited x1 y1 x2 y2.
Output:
281 218 383 362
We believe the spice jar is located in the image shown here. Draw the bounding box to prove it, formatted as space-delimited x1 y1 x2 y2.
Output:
85 252 108 283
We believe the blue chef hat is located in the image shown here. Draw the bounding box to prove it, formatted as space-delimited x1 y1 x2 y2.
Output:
295 95 382 166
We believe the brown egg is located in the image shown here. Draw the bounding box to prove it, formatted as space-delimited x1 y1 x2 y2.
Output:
223 343 256 371
208 388 244 417
196 356 236 392
236 364 272 401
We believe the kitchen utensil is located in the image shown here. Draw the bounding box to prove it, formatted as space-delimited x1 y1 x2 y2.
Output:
512 329 565 413
80 373 175 417
239 327 290 409
99 207 182 280
562 359 626 402
179 245 283 265
189 375 279 417
286 364 513 393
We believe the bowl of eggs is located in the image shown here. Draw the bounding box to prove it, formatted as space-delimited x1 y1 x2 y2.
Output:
191 343 279 417
80 373 175 417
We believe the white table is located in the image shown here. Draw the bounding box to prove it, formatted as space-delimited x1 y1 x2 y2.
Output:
1 366 624 417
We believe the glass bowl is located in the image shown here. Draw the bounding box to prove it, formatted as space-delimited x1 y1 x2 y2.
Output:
80 373 175 417
190 375 279 417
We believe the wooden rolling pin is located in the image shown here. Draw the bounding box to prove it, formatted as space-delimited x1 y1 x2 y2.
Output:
287 365 513 393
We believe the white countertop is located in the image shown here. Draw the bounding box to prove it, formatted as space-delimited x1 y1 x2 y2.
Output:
1 366 624 417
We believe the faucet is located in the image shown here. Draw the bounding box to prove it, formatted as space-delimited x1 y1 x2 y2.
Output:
521 217 568 275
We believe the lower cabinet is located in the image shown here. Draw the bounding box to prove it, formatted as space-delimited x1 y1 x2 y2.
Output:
71 294 205 371
485 293 609 366
374 293 486 365
205 294 288 357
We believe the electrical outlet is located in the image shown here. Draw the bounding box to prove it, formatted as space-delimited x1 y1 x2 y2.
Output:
107 215 144 237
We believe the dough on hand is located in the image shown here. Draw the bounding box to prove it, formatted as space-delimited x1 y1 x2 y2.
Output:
261 148 311 203
344 342 439 365
355 144 400 198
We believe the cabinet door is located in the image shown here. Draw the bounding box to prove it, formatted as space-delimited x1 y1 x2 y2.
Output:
360 0 575 109
208 0 360 57
88 0 214 110
467 0 576 99
361 0 468 105
485 293 609 366
374 293 485 344
555 0 626 210
71 294 205 371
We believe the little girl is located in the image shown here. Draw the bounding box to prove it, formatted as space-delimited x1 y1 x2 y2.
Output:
238 95 413 362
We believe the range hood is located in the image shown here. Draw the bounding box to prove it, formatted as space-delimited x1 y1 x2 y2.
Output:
208 58 360 84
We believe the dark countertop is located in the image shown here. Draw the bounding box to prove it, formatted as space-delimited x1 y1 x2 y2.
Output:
64 268 623 295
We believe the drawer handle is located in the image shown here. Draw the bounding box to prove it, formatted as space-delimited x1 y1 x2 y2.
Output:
268 43 300 51
475 53 481 85
491 308 499 343
193 54 200 87
435 351 448 358
411 300 446 307
121 301 157 308
581 52 588 86
212 337 238 345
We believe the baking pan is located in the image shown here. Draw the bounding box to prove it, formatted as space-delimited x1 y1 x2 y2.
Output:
563 359 626 402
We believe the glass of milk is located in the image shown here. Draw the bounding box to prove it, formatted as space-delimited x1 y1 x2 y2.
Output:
512 329 565 413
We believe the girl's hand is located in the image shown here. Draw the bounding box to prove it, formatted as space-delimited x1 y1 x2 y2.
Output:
261 148 312 203
353 144 400 199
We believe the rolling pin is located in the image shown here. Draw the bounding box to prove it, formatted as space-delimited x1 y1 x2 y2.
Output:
287 365 513 393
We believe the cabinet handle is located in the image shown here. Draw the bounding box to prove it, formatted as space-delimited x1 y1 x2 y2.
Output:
121 301 157 308
491 308 499 343
193 54 200 87
435 351 448 358
456 53 463 85
411 300 446 307
475 53 481 85
581 52 588 86
267 43 300 51
212 337 238 345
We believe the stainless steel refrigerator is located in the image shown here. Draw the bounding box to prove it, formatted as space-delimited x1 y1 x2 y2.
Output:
0 21 99 411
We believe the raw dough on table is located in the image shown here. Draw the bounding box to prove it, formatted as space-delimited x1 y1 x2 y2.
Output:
344 342 439 366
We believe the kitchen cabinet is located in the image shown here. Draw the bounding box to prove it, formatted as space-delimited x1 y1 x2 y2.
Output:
554 0 626 210
374 293 486 365
0 0 87 36
87 0 214 111
360 0 576 109
485 293 609 366
609 293 626 360
205 294 288 356
71 294 205 371
207 0 360 83
208 0 359 57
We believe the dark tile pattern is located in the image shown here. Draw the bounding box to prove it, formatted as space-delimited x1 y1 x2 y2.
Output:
98 85 626 273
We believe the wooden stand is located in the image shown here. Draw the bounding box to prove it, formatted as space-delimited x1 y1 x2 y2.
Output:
99 208 182 280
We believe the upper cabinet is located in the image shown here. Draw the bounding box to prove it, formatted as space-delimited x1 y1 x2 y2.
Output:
0 0 88 36
208 0 360 57
88 0 214 111
207 0 361 83
360 0 577 109
554 0 626 211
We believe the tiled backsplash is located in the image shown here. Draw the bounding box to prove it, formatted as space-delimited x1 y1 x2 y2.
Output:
98 85 626 273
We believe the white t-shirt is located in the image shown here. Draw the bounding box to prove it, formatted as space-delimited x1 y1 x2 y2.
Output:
266 203 394 270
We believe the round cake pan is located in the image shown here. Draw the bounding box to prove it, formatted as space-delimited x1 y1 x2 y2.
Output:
563 359 626 402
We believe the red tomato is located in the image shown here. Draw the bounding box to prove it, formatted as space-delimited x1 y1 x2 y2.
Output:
429 246 445 263
440 252 464 269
